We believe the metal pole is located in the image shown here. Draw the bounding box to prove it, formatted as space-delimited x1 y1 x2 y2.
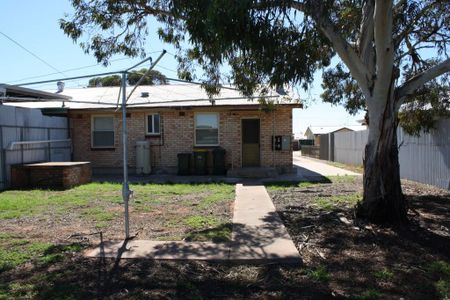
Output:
125 50 166 102
121 72 130 239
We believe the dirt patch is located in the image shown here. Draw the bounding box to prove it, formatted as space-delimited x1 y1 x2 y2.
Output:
268 176 450 299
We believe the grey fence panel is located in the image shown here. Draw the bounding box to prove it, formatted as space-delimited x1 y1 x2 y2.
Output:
0 105 70 190
334 130 369 165
398 119 450 190
333 119 450 189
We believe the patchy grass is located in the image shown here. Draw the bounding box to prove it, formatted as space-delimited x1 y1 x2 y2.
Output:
185 215 220 229
0 233 83 273
350 289 381 300
426 260 450 299
185 223 233 242
373 268 395 281
264 176 358 192
81 207 116 222
265 180 328 191
326 161 364 174
0 182 235 242
313 192 361 211
305 265 330 283
326 175 360 184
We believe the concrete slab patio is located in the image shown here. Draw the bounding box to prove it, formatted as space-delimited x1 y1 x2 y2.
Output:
85 183 301 263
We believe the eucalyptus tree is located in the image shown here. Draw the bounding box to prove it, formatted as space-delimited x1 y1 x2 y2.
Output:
61 0 450 223
88 69 167 86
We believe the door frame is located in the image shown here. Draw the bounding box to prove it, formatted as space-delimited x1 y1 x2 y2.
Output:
241 117 261 168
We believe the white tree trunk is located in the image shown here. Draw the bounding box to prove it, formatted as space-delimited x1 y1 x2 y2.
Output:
356 90 407 223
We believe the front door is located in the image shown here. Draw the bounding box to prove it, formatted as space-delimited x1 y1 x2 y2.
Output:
242 119 260 167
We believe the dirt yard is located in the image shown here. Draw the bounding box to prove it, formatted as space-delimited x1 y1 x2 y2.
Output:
0 177 449 299
267 176 450 299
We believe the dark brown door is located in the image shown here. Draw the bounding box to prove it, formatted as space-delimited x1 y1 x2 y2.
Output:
242 119 260 167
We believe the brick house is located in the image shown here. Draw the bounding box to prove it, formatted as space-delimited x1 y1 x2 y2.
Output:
9 84 301 175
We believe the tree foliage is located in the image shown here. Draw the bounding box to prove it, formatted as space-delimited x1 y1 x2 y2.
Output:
88 69 167 87
61 0 449 129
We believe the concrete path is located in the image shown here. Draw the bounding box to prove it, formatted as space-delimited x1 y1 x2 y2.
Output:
266 153 360 183
293 152 360 177
84 184 300 263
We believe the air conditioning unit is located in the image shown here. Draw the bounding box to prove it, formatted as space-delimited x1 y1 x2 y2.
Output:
136 140 151 175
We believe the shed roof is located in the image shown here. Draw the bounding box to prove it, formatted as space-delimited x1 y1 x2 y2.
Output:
0 84 71 101
306 125 367 135
3 83 299 110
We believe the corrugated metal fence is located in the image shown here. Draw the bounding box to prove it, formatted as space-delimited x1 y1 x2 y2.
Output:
397 118 450 190
334 130 369 165
0 105 71 190
333 118 450 189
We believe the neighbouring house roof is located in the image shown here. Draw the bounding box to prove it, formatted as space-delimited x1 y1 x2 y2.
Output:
2 83 300 110
0 84 71 101
306 125 367 135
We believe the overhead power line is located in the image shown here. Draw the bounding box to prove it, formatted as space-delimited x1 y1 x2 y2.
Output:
0 31 66 77
7 51 165 84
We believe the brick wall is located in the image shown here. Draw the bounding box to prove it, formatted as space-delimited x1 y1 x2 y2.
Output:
69 106 294 174
11 162 91 189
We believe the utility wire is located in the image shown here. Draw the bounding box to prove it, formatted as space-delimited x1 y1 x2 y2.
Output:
0 31 66 77
7 51 164 84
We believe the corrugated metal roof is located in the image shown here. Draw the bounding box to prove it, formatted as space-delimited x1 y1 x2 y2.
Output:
307 125 367 135
4 84 300 110
0 84 71 100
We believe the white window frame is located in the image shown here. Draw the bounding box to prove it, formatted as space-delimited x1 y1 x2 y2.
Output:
194 112 220 146
145 113 161 135
91 115 115 149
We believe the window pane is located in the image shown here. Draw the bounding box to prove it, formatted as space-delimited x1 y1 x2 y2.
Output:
147 115 153 133
94 117 113 131
154 114 160 133
196 114 218 129
196 129 218 145
93 131 114 147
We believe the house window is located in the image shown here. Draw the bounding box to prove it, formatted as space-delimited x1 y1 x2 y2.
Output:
146 113 160 135
91 116 114 148
195 113 219 146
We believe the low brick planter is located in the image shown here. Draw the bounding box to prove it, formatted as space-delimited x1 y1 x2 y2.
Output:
11 162 91 190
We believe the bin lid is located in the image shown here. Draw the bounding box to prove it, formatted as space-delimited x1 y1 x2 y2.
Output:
136 140 150 145
193 148 208 152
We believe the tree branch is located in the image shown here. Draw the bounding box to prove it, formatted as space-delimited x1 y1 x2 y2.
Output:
358 0 375 73
373 0 394 96
393 1 439 48
396 58 450 101
291 1 372 97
